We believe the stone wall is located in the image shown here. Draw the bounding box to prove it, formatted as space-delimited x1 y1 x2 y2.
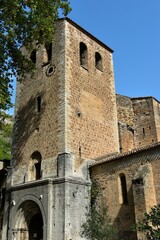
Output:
8 17 160 240
116 94 134 126
65 19 119 169
12 18 120 184
12 21 67 185
116 95 135 152
132 97 158 148
152 98 160 142
90 145 160 240
116 95 160 153
118 122 135 153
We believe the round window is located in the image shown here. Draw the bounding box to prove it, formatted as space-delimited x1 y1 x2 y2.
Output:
46 64 55 76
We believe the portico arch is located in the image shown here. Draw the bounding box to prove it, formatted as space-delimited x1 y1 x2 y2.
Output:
14 200 43 240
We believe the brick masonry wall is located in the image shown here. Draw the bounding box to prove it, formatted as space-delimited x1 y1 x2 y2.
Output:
116 95 135 152
12 19 120 183
12 21 66 184
152 98 160 142
118 122 135 152
90 146 160 240
116 95 160 153
151 158 160 203
91 160 137 240
65 20 119 169
116 94 135 126
132 98 158 148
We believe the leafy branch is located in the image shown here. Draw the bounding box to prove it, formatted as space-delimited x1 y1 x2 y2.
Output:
81 180 117 240
135 205 160 240
0 0 71 116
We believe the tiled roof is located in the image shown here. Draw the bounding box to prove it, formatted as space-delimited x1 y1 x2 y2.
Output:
89 142 160 167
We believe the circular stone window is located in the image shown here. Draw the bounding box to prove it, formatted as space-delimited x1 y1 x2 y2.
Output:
46 65 55 76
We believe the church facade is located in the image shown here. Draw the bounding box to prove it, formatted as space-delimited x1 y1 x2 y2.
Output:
1 18 160 240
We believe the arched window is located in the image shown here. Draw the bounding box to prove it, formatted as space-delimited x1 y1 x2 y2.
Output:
95 52 102 71
43 43 52 65
119 173 128 204
30 50 36 64
45 42 52 62
80 42 88 68
30 151 42 180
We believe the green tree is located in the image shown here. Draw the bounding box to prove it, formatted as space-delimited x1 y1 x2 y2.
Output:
81 181 117 240
81 206 117 240
0 115 13 160
0 0 71 117
135 205 160 240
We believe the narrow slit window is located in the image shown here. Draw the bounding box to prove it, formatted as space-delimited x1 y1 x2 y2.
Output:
30 50 36 63
45 42 52 62
95 52 102 71
143 128 145 138
37 96 41 113
119 174 128 204
80 42 88 68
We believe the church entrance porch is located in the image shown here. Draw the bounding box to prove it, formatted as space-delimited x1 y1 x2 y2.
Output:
14 200 43 240
29 213 43 240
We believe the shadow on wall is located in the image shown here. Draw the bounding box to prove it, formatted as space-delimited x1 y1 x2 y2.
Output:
11 91 46 165
113 185 137 240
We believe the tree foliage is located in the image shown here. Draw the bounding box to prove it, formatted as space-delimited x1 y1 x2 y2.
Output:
81 181 117 240
0 115 13 160
81 206 117 240
0 0 71 115
135 205 160 240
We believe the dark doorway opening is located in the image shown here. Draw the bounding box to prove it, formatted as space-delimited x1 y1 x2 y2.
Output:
29 213 43 240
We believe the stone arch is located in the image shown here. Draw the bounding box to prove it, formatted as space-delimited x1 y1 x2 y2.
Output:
14 200 44 240
28 151 42 181
80 42 88 68
95 52 103 71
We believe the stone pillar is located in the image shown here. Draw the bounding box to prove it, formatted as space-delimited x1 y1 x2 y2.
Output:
132 164 156 240
57 153 73 177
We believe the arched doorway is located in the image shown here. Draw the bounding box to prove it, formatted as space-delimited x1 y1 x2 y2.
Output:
15 200 43 240
29 213 43 240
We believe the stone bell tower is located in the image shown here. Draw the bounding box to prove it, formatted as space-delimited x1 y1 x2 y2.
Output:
2 18 119 240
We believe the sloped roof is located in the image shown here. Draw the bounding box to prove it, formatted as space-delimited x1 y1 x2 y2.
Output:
90 142 160 167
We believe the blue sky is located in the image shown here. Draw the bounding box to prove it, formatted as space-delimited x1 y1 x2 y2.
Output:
68 0 160 99
10 0 160 115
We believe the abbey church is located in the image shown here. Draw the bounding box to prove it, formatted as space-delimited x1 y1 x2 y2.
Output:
1 18 160 240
